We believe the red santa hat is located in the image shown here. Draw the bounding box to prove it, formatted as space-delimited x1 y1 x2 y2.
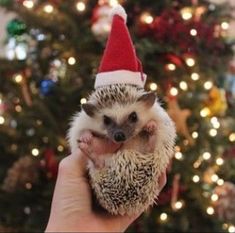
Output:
94 4 147 89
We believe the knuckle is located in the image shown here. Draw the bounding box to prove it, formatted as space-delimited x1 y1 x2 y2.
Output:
58 156 71 173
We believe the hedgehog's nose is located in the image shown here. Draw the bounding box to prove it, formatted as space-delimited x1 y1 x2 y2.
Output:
114 131 126 142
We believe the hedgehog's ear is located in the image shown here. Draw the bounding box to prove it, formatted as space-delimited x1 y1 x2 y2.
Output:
137 92 156 108
81 103 97 117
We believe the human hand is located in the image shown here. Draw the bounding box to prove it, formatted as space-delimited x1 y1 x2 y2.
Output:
46 134 167 232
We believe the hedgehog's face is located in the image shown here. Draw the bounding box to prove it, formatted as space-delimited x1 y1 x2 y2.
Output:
82 92 156 143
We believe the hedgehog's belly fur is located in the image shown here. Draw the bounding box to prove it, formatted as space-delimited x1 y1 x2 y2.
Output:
88 149 165 216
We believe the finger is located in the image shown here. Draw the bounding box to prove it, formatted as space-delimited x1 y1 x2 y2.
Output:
158 172 167 191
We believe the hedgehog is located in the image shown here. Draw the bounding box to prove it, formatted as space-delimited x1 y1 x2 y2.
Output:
68 84 176 215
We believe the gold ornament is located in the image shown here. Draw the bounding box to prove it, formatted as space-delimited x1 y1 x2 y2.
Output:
167 98 194 145
206 86 227 116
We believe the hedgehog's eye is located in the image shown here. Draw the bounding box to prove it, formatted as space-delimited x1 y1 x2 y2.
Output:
103 115 112 126
129 112 138 123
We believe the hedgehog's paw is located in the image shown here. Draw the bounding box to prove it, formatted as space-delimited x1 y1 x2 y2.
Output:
78 130 93 144
143 120 157 135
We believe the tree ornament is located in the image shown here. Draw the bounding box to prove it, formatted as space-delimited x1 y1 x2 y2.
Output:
2 156 38 193
213 182 235 223
91 4 112 39
167 97 194 145
6 19 27 36
205 86 227 116
42 149 58 179
39 79 56 95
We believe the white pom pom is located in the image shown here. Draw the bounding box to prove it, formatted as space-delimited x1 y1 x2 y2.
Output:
111 4 127 23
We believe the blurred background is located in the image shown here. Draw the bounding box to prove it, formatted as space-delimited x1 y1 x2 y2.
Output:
0 0 235 232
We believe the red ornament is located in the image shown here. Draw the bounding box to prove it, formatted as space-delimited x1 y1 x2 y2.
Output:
43 149 58 179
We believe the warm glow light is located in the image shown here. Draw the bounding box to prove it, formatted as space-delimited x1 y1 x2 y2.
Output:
192 175 200 183
217 179 224 186
192 131 198 139
191 72 200 81
179 81 188 91
229 133 235 142
221 21 229 30
181 8 193 20
190 29 197 36
23 0 34 9
160 213 168 221
80 98 87 104
211 194 219 202
186 58 195 67
0 116 5 124
228 226 235 233
211 174 219 182
14 74 23 83
44 4 54 13
68 57 76 65
57 145 64 152
202 152 211 160
207 206 215 215
175 152 183 160
170 87 178 96
204 81 213 90
211 117 220 129
150 83 158 91
167 63 176 71
140 13 154 24
174 201 183 210
15 105 22 112
216 157 224 166
200 107 211 117
109 0 119 7
76 1 86 12
209 128 217 137
32 148 39 156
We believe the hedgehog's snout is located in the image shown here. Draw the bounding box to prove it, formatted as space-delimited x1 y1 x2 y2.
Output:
114 131 126 142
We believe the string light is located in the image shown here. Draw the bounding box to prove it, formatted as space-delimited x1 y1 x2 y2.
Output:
170 87 178 96
221 21 229 30
229 133 235 142
204 81 213 90
210 117 220 129
14 74 23 83
109 0 119 7
179 81 188 91
76 1 86 12
31 148 39 156
228 226 235 233
211 174 219 182
57 145 64 152
149 83 157 91
43 4 54 13
140 12 154 24
216 157 224 166
200 107 211 117
192 131 198 139
166 63 176 71
159 213 168 221
209 128 217 137
181 8 193 20
80 98 87 104
25 182 32 189
174 200 184 210
191 72 200 81
0 116 5 124
202 152 211 160
211 193 219 202
175 151 183 160
68 57 76 65
192 175 200 183
23 0 34 9
190 29 197 36
15 105 22 112
217 178 224 186
206 206 215 215
186 58 195 67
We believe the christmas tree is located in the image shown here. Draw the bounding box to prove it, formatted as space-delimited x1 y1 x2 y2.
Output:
0 0 235 232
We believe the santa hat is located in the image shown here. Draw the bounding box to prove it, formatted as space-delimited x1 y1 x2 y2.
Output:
94 4 147 89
